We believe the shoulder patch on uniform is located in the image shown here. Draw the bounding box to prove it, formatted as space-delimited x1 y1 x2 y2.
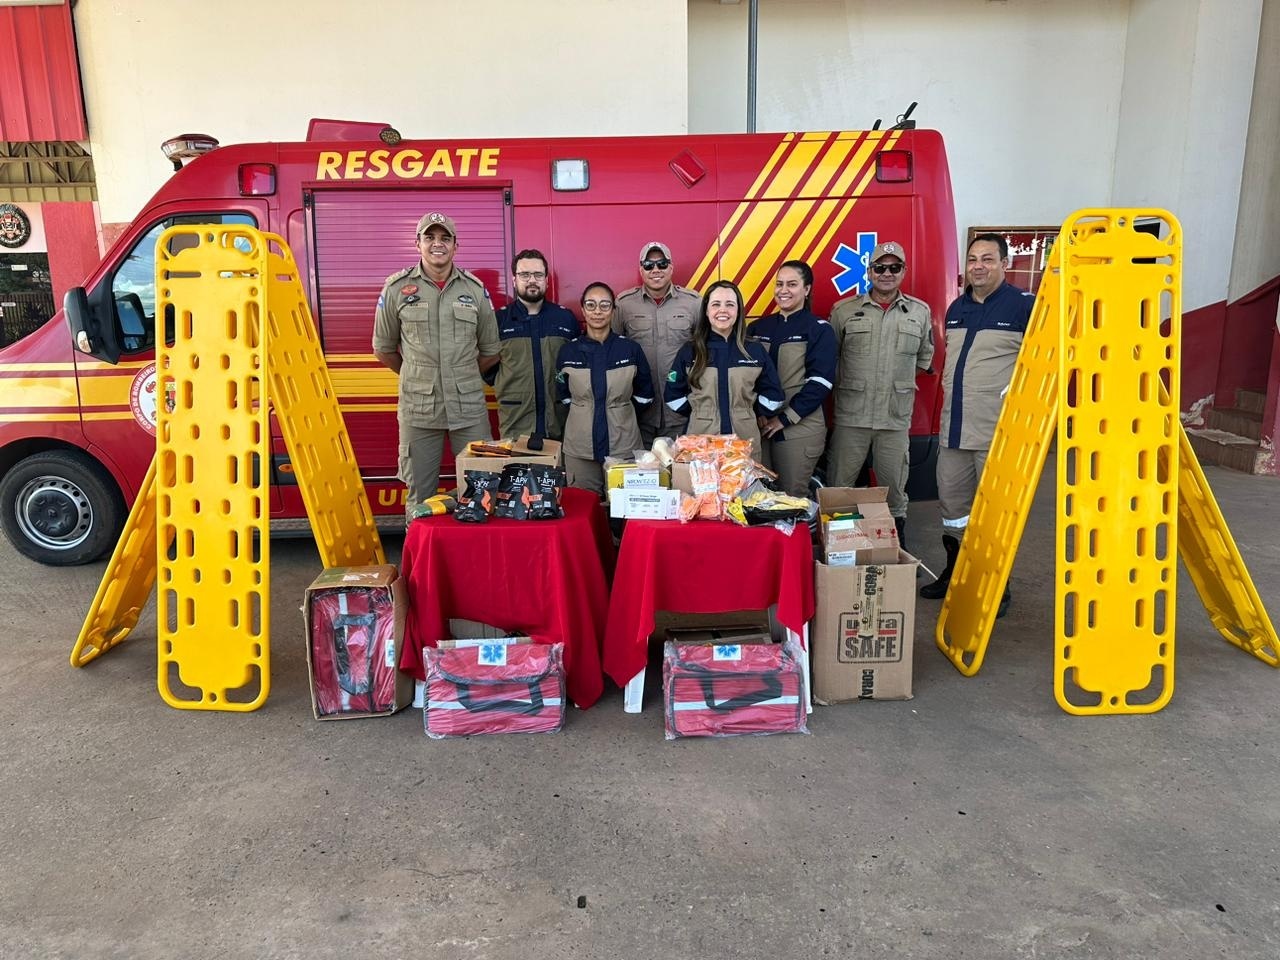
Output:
377 293 385 309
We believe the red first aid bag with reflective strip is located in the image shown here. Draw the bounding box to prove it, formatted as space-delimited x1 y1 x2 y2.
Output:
310 587 400 717
424 641 565 737
663 638 808 739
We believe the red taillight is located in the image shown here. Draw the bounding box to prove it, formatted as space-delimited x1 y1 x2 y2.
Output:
238 163 276 196
876 150 912 183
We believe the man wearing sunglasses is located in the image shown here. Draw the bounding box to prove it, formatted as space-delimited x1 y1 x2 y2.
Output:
828 240 935 549
492 248 580 442
613 241 700 447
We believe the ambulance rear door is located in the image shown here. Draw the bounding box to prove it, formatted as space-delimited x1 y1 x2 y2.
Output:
305 185 512 494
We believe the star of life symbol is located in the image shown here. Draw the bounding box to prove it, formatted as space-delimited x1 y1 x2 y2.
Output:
712 644 742 661
478 643 509 666
831 231 879 297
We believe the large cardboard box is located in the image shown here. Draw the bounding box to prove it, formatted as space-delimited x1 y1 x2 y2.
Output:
812 551 919 702
817 487 899 565
453 436 562 489
304 564 413 719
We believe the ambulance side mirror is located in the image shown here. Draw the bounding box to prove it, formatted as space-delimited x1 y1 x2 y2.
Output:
64 286 121 365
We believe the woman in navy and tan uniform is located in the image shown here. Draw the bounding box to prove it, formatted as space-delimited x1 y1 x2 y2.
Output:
747 260 836 496
555 282 655 497
664 280 785 456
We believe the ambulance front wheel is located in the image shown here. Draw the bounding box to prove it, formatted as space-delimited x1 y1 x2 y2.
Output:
0 450 125 566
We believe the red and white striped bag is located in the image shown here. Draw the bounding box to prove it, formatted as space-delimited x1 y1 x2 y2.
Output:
424 641 565 738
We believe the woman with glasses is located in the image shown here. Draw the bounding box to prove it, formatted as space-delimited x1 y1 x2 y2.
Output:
826 240 935 549
555 282 655 497
746 260 837 497
664 280 785 457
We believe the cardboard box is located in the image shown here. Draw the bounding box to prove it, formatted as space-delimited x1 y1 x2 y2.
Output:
303 564 413 719
609 488 681 520
606 463 670 489
664 626 774 646
671 461 693 495
811 551 919 702
453 436 562 489
654 609 777 641
818 487 899 565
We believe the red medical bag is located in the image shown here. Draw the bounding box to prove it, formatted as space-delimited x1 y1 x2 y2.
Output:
663 638 808 739
424 641 566 737
309 585 402 717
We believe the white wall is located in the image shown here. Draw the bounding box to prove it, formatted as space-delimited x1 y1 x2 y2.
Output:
689 0 1131 268
1229 0 1280 301
75 0 690 223
1114 0 1263 311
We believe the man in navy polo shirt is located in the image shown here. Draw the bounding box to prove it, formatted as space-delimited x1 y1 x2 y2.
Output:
920 233 1033 614
492 248 580 441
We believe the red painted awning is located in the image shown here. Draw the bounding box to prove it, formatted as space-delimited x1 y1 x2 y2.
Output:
0 1 87 141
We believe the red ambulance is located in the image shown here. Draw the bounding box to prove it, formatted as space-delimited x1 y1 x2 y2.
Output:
0 120 958 564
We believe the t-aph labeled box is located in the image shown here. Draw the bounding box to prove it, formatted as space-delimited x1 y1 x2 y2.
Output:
812 551 919 702
453 436 562 491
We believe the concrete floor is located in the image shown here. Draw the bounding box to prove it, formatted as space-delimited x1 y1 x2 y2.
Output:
1 465 1278 960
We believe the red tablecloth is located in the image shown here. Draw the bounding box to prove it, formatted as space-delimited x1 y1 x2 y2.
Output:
602 520 816 688
399 487 613 709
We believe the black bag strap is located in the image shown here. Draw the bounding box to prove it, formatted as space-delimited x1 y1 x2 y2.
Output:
695 670 784 712
333 612 378 707
455 680 546 715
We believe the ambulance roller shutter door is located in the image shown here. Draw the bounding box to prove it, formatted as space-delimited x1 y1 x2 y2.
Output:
310 188 511 353
309 188 511 479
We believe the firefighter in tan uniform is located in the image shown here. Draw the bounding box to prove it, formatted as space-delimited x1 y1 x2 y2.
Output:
372 212 500 512
612 241 701 447
664 281 785 457
492 248 579 441
828 241 935 547
555 282 655 497
919 233 1033 616
747 260 837 497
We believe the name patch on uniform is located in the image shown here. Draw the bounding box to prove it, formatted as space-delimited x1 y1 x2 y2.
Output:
400 284 419 296
456 294 476 306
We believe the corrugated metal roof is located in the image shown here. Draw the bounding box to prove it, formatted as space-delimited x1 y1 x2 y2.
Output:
0 2 87 141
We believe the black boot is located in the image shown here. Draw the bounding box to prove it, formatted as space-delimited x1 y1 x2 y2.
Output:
996 583 1011 618
894 516 906 553
920 534 959 599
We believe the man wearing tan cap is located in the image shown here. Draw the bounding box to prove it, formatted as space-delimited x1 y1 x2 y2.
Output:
613 241 700 447
827 240 934 548
373 212 500 511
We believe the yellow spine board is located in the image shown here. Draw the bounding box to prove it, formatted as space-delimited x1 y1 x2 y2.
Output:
1169 416 1280 665
934 233 1069 674
935 209 1276 710
70 456 161 667
1054 212 1181 714
260 234 384 568
155 225 270 710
